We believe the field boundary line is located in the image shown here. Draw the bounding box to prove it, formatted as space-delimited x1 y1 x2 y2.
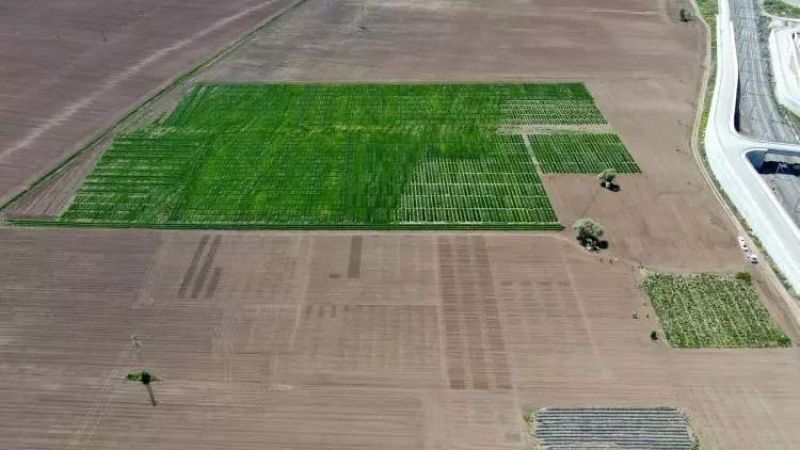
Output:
5 219 566 231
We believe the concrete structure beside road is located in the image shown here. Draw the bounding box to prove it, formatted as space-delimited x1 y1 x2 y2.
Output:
706 0 800 290
769 25 800 115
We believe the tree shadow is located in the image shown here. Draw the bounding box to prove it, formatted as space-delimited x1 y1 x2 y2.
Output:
600 181 621 192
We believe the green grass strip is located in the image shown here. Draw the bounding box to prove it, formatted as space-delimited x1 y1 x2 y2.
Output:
528 133 640 174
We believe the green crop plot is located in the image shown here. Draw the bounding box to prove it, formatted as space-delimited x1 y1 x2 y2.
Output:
643 273 791 348
528 134 640 174
58 83 610 229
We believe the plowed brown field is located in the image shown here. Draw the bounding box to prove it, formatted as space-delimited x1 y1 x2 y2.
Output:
0 0 301 206
2 1 799 449
2 230 800 450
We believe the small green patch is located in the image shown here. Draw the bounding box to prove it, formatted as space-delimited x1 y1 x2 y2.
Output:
528 133 640 173
695 0 718 24
643 273 791 348
764 0 800 18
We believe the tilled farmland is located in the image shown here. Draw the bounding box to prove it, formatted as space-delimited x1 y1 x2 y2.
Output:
2 230 800 450
533 407 695 450
0 0 303 206
3 0 800 450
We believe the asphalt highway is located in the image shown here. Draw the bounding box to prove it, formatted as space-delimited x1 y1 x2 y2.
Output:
730 0 800 226
731 0 799 143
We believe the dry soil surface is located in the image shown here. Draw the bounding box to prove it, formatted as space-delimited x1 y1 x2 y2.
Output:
2 229 799 450
0 0 301 206
3 1 798 449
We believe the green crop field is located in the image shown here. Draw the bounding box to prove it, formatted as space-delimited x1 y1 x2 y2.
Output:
643 273 791 348
528 133 640 174
51 83 619 229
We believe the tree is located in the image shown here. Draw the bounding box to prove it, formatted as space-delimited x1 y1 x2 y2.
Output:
573 218 604 246
127 370 158 406
598 168 617 188
735 271 753 283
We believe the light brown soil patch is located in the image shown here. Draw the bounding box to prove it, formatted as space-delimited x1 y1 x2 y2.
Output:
0 0 301 206
3 1 797 450
2 229 799 450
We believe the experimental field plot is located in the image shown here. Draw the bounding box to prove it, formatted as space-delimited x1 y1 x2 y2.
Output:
643 273 791 348
528 133 640 174
533 407 696 450
55 83 614 229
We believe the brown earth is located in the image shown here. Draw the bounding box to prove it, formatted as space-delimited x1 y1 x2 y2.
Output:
2 229 800 450
2 0 799 449
0 0 303 206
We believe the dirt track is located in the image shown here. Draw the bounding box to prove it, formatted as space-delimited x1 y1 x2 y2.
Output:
2 1 799 449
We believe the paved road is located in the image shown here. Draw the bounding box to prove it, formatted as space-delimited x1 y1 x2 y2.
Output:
731 0 798 142
730 0 800 226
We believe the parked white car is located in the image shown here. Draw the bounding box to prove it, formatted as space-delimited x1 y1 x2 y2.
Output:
738 236 748 251
748 253 759 264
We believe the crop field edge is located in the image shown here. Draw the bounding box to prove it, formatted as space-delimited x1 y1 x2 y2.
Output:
4 218 566 232
0 0 313 213
55 83 593 229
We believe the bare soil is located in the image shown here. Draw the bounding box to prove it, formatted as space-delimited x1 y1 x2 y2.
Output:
0 0 301 206
2 1 799 450
2 229 800 450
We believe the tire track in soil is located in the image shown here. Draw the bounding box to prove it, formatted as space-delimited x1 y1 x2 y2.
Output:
347 235 363 278
205 267 223 299
178 235 210 298
437 237 466 390
472 236 513 390
437 235 512 391
190 236 222 299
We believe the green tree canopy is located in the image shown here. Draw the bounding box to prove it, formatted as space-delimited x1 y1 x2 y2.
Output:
574 218 604 242
598 168 617 183
127 370 157 385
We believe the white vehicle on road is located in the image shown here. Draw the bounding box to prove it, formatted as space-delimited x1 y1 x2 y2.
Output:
748 253 759 264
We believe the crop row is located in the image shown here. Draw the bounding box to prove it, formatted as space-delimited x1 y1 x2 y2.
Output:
502 100 606 125
62 124 555 226
528 133 640 174
643 273 791 348
165 83 606 130
395 153 556 223
535 407 695 450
